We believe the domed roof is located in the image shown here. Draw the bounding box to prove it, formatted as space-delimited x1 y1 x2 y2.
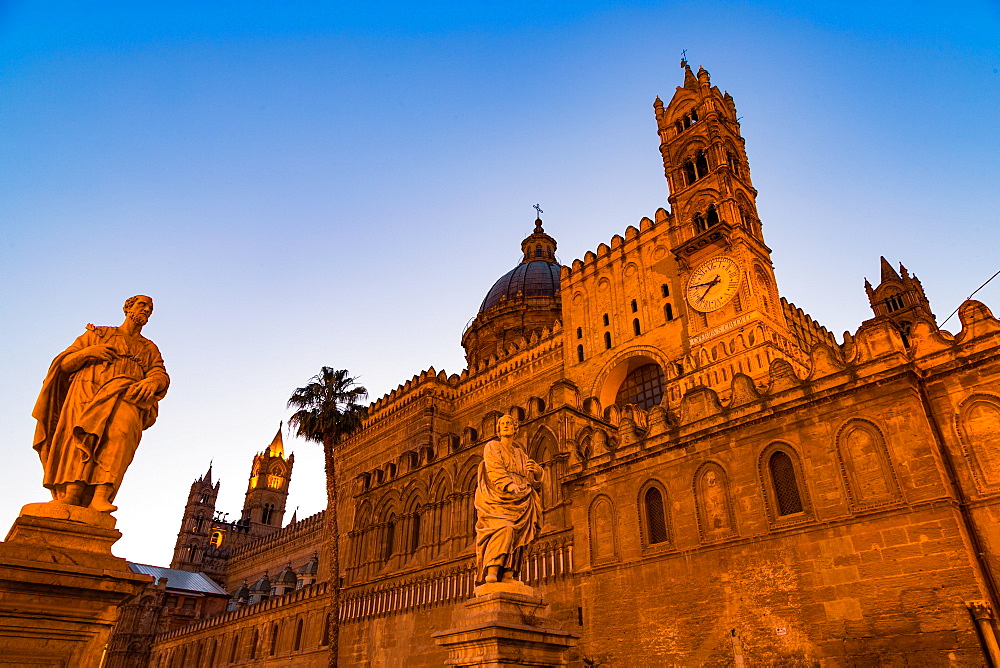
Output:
479 260 561 313
276 564 298 586
478 217 561 315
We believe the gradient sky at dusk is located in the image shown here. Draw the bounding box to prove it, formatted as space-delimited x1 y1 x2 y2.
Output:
2 1 998 566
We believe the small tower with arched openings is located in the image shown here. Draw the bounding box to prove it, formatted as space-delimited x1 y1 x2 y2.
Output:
170 462 219 571
865 256 936 345
241 425 295 536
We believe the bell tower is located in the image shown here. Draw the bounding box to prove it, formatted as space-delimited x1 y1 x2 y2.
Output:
241 425 294 536
865 257 936 344
170 463 219 571
653 60 809 392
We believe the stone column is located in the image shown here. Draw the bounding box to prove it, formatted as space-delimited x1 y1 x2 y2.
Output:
0 503 151 667
967 600 1000 665
432 580 577 667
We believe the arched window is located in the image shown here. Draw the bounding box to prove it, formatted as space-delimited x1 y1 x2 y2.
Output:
589 495 618 563
615 363 665 409
633 318 641 336
321 613 331 646
576 327 583 339
664 303 674 321
577 345 584 363
535 244 542 257
674 120 684 134
261 504 273 525
695 151 709 178
706 204 719 228
885 293 905 312
602 313 609 327
604 332 612 349
192 513 204 532
693 212 706 233
661 284 670 297
270 623 279 655
769 451 803 516
410 505 422 553
382 514 396 562
210 530 223 547
249 629 259 659
293 618 304 651
643 486 669 545
230 633 240 663
683 161 696 185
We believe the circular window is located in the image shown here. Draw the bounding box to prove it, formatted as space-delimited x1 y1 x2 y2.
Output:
614 363 665 409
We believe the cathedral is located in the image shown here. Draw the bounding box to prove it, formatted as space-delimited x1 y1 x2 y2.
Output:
110 62 1000 666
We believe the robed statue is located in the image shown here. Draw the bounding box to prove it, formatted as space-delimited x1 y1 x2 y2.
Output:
32 295 169 513
474 413 544 584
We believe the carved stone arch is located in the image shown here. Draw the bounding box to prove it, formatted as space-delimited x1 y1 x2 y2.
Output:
591 345 672 410
582 397 601 417
637 478 671 550
588 494 619 565
354 501 373 530
374 491 400 524
693 461 737 541
401 480 427 514
758 442 813 525
462 426 479 446
399 449 420 472
529 425 562 509
670 136 710 165
269 461 286 476
508 405 526 422
456 455 483 493
438 433 460 454
956 393 1000 491
528 425 559 462
835 418 902 508
429 468 454 502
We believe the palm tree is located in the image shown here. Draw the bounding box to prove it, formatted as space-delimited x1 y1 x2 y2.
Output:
287 368 368 668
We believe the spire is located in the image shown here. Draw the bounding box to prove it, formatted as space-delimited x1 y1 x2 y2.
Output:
288 506 299 525
681 58 698 90
202 461 213 486
880 256 901 283
268 423 284 458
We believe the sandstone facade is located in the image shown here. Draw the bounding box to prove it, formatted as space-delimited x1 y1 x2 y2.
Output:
143 63 1000 666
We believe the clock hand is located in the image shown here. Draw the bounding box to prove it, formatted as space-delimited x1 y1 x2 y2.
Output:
699 276 721 300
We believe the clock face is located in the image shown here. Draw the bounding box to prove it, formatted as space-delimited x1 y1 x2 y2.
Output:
686 256 742 312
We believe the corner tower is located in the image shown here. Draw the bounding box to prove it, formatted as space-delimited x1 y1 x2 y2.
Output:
170 463 219 571
865 257 936 343
241 425 294 536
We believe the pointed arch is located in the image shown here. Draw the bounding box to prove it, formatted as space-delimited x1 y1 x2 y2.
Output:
693 461 737 541
957 393 1000 491
588 494 619 565
758 442 813 525
835 418 902 508
638 479 671 549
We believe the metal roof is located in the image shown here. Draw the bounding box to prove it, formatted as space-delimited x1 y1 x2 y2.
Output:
128 563 229 596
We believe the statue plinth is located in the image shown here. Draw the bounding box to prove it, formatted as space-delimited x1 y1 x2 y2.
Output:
0 504 151 667
432 580 578 667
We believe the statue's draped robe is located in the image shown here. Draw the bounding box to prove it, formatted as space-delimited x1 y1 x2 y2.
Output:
32 326 169 493
474 438 543 581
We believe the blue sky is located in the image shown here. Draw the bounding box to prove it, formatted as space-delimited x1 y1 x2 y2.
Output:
2 1 998 565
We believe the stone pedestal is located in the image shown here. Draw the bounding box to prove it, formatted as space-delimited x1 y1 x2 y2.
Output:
432 580 578 667
0 503 151 667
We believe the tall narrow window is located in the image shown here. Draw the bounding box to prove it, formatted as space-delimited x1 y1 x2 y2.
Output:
250 629 259 659
576 327 583 339
630 299 638 312
661 284 670 297
321 613 330 646
684 161 696 185
694 213 706 233
577 345 584 362
293 618 304 652
383 515 396 562
270 624 279 655
644 487 669 544
769 451 803 516
604 332 612 349
633 318 641 336
602 313 609 327
706 204 720 228
230 633 240 663
695 151 709 178
410 506 421 553
664 304 674 321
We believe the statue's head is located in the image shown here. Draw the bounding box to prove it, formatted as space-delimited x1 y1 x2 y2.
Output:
496 413 519 437
123 295 154 326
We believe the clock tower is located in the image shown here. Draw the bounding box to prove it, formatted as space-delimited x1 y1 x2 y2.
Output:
654 60 810 394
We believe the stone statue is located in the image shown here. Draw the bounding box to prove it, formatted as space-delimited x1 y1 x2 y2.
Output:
31 295 169 513
474 413 543 584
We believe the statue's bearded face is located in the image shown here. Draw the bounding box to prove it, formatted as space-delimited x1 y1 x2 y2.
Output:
124 296 153 326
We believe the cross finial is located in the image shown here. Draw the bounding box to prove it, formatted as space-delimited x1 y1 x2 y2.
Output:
680 49 688 67
533 203 543 219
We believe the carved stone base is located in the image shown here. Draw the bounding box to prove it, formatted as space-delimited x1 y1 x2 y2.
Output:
432 581 578 667
0 504 151 667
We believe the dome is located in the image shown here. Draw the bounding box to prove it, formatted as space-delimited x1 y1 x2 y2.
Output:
276 564 297 586
479 260 561 314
